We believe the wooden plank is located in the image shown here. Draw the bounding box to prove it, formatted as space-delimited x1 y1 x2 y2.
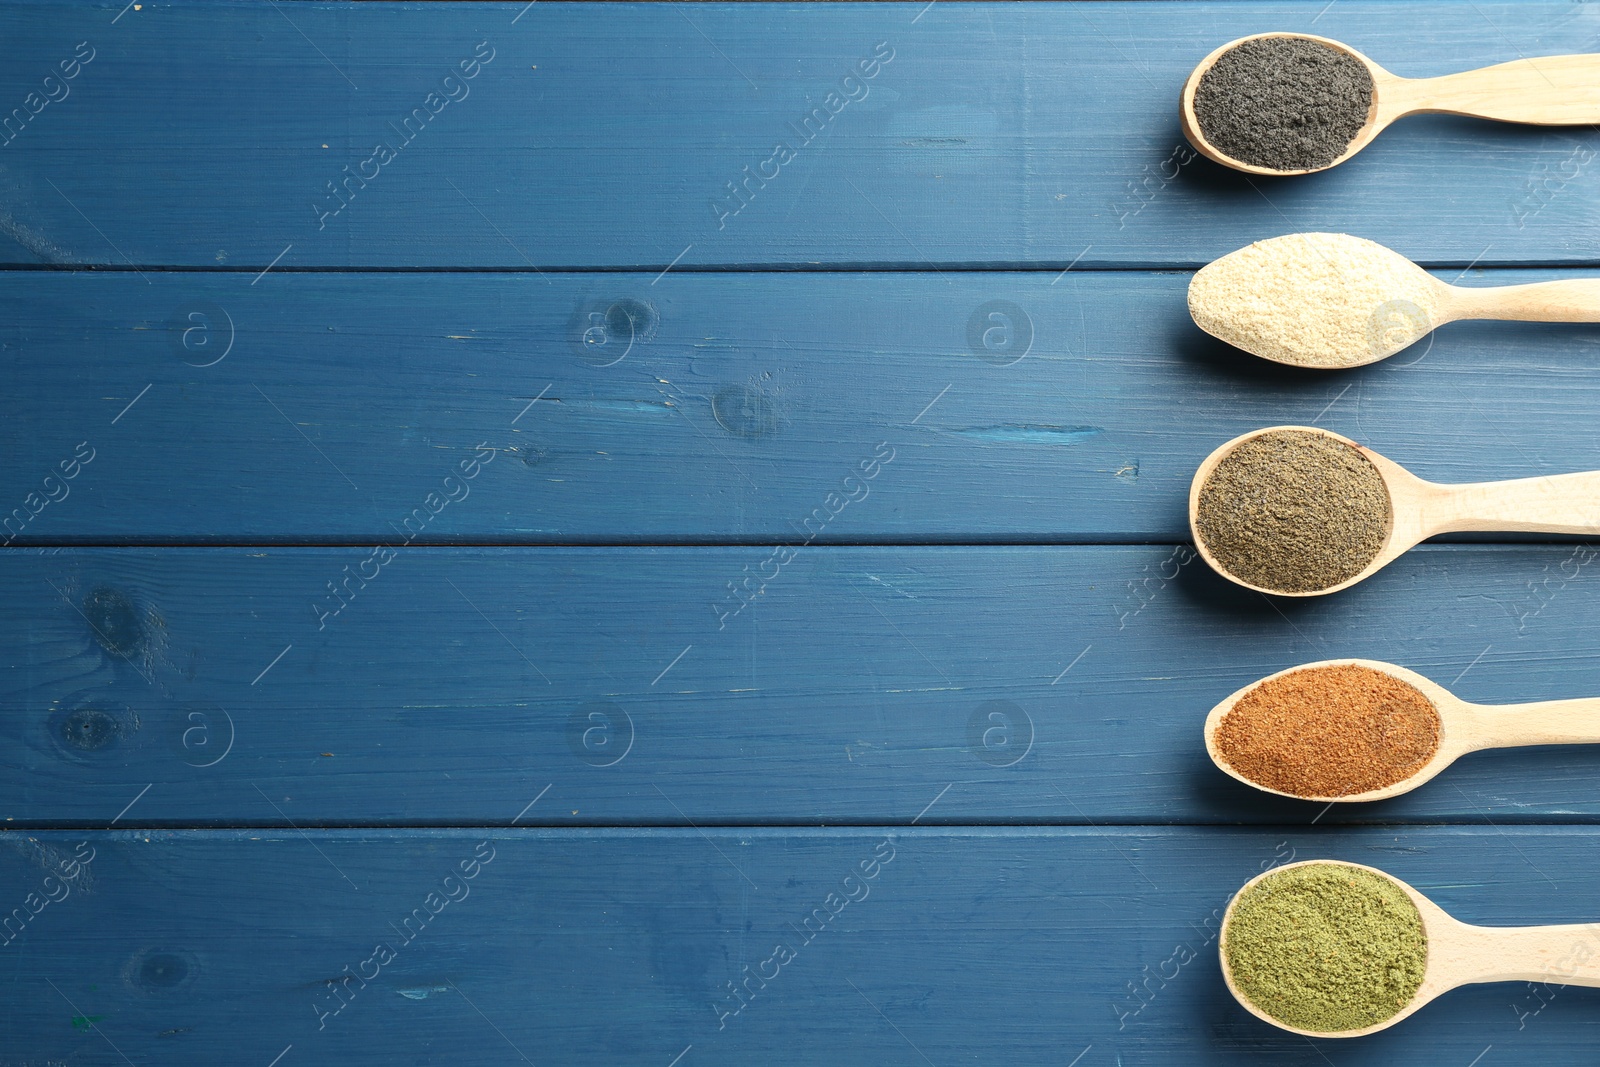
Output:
1 826 1596 1064
8 543 1600 826
1 2 1597 268
6 268 1600 543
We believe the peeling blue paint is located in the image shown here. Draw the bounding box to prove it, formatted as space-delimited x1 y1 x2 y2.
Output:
397 985 449 1001
947 425 1104 445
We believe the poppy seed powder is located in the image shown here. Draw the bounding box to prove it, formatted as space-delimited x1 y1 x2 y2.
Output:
1193 36 1374 172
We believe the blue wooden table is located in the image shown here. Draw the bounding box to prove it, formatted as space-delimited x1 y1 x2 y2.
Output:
5 1 1600 1063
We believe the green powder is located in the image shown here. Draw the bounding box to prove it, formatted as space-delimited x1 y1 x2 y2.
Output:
1223 863 1427 1032
1195 429 1392 593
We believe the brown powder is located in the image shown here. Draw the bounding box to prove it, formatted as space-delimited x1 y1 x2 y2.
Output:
1215 664 1441 798
1195 429 1392 594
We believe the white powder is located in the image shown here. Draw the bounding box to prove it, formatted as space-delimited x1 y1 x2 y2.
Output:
1188 233 1440 367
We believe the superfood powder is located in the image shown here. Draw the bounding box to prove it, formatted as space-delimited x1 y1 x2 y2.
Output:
1188 233 1440 366
1192 36 1373 171
1195 429 1392 594
1215 664 1442 797
1224 862 1427 1033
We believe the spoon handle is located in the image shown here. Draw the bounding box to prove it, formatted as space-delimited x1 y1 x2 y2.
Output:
1468 698 1600 749
1430 471 1600 534
1447 922 1600 987
1446 278 1600 323
1400 55 1600 125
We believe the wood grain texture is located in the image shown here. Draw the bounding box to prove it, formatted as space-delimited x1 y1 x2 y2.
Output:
1 827 1597 1065
7 3 1600 1062
1390 53 1600 127
0 2 1597 268
8 543 1600 827
1450 276 1600 322
4 269 1600 544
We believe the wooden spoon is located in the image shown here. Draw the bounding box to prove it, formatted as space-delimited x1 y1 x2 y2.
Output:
1188 233 1600 368
1182 32 1600 176
1204 658 1600 802
1190 425 1600 596
1221 859 1600 1038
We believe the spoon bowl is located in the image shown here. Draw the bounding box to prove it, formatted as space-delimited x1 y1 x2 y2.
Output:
1221 859 1600 1037
1204 658 1600 802
1189 426 1406 596
1187 233 1600 369
1181 33 1385 177
1190 425 1600 595
1184 33 1600 175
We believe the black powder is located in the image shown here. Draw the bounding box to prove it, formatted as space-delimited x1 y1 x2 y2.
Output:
1195 430 1391 594
1193 36 1374 171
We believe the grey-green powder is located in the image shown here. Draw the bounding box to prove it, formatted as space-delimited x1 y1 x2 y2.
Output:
1195 429 1391 594
1223 862 1427 1032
